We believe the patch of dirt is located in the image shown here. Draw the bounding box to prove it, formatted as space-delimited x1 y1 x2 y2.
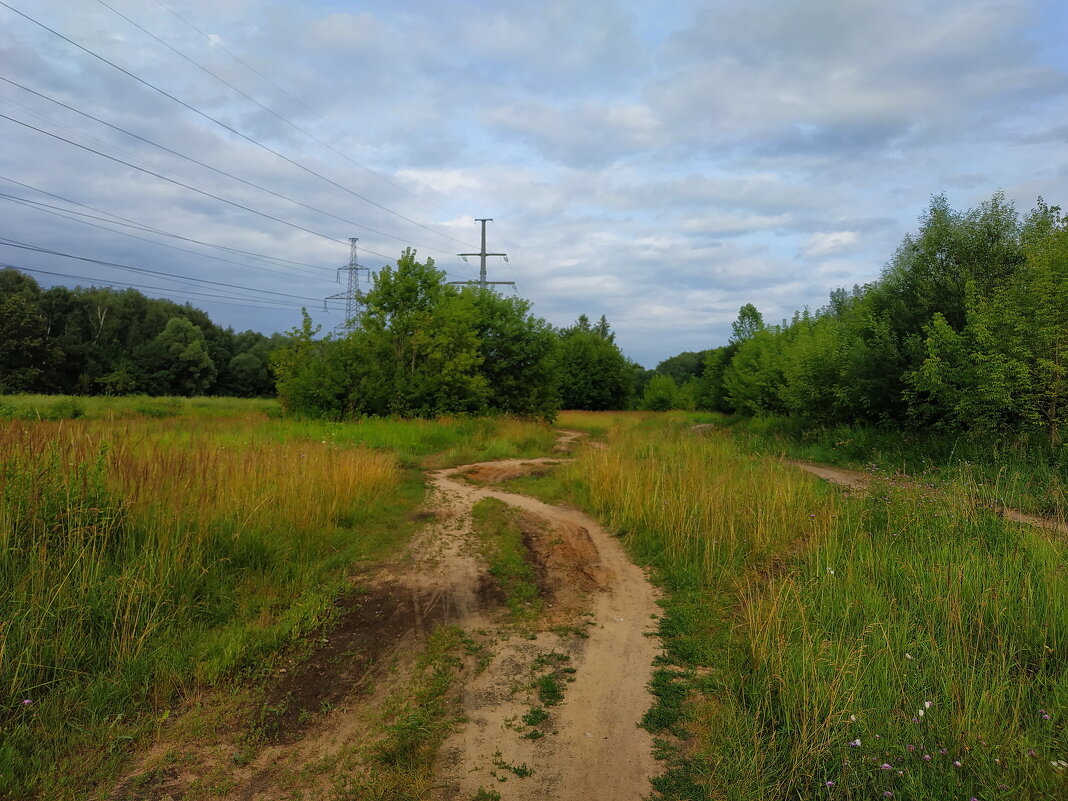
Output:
461 459 561 485
111 767 179 801
255 579 444 745
552 428 586 453
429 455 662 800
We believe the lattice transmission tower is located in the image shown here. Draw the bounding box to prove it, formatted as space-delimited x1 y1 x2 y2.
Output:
324 238 371 331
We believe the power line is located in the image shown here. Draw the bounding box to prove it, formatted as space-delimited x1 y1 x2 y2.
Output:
0 0 479 251
0 111 362 254
151 0 467 222
0 174 332 272
0 191 335 284
0 237 330 303
0 75 459 255
9 264 329 311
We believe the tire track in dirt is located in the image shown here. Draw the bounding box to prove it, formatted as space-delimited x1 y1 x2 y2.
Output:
427 452 662 801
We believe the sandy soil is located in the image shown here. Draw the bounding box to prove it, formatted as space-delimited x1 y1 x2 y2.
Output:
106 433 662 801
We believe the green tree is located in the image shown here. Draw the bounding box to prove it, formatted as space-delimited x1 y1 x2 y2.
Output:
350 249 486 416
140 317 217 396
730 303 765 346
557 316 634 410
0 269 55 393
468 289 560 419
639 373 678 411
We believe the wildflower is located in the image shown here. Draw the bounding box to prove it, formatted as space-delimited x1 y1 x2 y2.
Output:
849 739 861 747
825 780 835 787
827 568 835 575
923 754 932 762
906 745 915 752
918 710 924 717
849 715 856 722
881 763 893 770
1043 713 1051 720
21 699 31 705
938 748 947 755
884 792 893 798
1028 749 1037 757
897 771 903 776
905 653 913 660
876 734 881 739
953 761 961 767
924 700 932 709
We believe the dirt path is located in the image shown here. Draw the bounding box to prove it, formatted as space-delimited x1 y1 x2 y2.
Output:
107 434 662 801
429 457 662 800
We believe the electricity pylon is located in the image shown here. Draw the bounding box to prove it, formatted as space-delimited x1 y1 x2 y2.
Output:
324 238 370 331
450 218 515 291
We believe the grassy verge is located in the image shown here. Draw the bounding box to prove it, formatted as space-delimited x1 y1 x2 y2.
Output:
548 415 1068 800
0 408 555 799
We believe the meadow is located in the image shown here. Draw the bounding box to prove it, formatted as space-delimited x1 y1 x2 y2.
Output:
0 396 555 798
546 413 1068 800
4 397 1066 800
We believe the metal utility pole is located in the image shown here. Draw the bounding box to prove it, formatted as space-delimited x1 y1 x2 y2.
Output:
324 237 370 331
451 218 514 291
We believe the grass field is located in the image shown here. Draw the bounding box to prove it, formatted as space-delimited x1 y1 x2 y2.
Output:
529 417 1068 800
0 397 556 798
5 399 1065 800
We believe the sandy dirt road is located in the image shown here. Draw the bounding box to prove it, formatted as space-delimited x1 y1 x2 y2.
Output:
428 456 662 801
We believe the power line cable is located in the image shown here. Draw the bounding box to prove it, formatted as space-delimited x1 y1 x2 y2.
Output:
0 191 339 285
0 237 331 303
0 111 367 256
151 0 468 222
10 264 324 310
0 75 460 256
1 0 479 251
0 174 333 272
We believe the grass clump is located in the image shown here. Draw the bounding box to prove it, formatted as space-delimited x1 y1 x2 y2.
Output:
471 498 541 619
331 625 481 800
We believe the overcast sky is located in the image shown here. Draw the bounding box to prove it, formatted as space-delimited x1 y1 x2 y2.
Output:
2 0 1066 367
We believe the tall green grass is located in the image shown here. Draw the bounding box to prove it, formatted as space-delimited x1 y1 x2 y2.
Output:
0 393 280 420
563 417 1068 800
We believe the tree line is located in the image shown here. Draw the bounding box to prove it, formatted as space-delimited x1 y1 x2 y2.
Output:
642 193 1068 448
272 249 635 420
0 269 284 397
